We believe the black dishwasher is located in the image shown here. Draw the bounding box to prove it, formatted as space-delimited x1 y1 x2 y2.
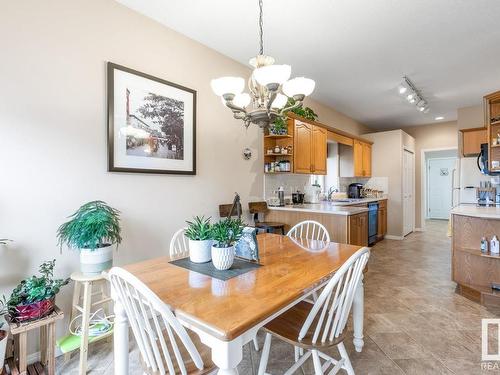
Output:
368 202 378 246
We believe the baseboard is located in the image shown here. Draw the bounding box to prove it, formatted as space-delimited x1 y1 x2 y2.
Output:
384 235 405 240
27 347 64 365
414 227 425 232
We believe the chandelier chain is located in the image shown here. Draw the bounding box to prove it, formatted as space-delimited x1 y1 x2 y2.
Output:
258 0 264 55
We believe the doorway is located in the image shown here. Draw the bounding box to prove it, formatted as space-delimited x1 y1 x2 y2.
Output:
422 149 458 223
403 149 415 236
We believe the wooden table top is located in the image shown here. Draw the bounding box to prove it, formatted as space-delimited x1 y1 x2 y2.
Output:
123 233 363 341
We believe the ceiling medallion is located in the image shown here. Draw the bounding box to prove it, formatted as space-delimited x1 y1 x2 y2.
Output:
210 0 315 130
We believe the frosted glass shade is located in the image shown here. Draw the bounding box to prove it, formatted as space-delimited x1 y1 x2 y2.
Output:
283 77 315 97
211 76 245 96
232 93 251 108
271 93 288 109
253 65 291 86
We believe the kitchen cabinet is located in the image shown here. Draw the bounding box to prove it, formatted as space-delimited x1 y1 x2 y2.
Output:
340 140 372 178
348 212 368 246
377 199 387 239
485 90 500 172
293 120 327 175
460 127 487 157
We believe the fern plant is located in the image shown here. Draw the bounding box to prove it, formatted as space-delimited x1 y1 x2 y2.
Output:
270 98 319 132
185 216 212 241
57 200 122 251
211 218 244 248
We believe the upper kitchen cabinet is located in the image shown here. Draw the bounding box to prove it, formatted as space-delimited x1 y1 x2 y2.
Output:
293 119 327 175
340 139 373 178
460 127 487 157
485 90 500 172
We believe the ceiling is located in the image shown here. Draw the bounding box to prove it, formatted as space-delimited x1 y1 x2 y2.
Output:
115 0 500 129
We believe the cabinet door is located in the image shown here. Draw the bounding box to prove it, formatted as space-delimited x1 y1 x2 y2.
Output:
377 207 387 238
381 208 387 235
362 142 372 177
462 128 487 157
353 140 364 177
293 121 313 173
349 213 368 246
312 125 327 175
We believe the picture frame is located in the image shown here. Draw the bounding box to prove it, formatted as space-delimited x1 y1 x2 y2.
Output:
107 62 196 175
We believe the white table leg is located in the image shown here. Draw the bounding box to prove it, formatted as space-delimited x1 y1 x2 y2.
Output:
352 275 364 352
212 339 242 375
113 295 129 374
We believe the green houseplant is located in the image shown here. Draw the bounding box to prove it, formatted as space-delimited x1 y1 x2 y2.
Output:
210 218 244 270
185 216 213 263
270 98 319 133
57 200 122 275
7 260 69 322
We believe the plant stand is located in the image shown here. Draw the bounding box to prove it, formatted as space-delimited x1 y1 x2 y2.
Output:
3 306 64 375
58 272 112 375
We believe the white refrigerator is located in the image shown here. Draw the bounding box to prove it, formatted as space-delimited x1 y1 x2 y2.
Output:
458 156 488 204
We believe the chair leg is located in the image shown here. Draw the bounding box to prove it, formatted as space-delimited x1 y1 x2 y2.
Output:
294 346 299 362
257 333 272 375
312 350 324 375
253 336 259 351
338 342 354 375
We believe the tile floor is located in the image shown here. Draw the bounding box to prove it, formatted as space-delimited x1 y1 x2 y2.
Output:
56 220 500 374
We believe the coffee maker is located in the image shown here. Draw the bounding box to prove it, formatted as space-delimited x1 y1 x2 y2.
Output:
348 183 364 199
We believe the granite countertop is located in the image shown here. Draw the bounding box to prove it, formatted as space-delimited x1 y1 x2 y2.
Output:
451 204 500 219
268 203 369 216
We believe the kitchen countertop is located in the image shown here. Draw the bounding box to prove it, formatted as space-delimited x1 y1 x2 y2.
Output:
327 197 387 206
268 203 369 216
451 204 500 219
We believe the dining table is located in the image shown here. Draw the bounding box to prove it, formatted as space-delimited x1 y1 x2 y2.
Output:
113 233 367 374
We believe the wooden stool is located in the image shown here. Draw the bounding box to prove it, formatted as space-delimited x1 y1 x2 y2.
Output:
4 306 64 375
63 272 112 375
248 201 286 234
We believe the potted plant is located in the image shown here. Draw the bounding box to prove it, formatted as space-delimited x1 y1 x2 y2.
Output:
210 218 244 270
269 118 288 135
7 260 69 322
57 200 122 275
185 216 212 263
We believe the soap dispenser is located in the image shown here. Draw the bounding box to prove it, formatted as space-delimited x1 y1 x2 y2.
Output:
491 235 500 254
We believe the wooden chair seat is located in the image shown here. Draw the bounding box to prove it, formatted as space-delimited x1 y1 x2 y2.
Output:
142 326 216 375
255 221 285 229
263 301 345 350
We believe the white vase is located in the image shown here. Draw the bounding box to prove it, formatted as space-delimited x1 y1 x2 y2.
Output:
211 245 235 271
80 245 113 275
189 239 212 263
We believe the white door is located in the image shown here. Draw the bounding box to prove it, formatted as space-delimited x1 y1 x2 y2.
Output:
403 149 415 236
427 157 456 219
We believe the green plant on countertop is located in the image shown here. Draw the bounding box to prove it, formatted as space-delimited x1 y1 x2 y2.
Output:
185 216 212 241
7 260 69 309
211 218 244 248
57 200 122 251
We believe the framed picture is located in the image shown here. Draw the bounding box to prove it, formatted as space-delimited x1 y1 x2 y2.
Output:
107 62 196 174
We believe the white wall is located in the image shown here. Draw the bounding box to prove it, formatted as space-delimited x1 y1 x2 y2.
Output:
0 0 370 357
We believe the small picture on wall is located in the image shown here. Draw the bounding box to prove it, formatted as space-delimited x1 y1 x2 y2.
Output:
107 62 196 174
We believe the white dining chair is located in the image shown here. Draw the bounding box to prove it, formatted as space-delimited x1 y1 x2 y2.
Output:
169 227 189 260
108 267 216 375
287 220 330 242
257 247 370 375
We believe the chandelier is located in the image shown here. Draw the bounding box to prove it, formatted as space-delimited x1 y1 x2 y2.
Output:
210 0 315 129
397 76 430 113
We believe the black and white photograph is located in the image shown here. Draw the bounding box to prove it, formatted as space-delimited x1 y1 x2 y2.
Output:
107 63 196 174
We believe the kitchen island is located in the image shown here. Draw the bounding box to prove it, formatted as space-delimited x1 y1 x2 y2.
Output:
264 198 387 246
452 204 500 306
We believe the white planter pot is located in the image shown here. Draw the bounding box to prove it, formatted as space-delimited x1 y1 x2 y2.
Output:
211 246 235 271
0 315 8 371
80 245 113 275
189 239 212 263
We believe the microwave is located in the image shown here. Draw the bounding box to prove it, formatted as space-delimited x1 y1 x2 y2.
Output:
478 143 500 175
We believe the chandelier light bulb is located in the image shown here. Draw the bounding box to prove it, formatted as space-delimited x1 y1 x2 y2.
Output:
271 93 288 109
210 77 245 96
283 77 316 97
253 64 291 87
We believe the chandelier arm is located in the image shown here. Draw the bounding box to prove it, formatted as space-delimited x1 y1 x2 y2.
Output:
225 101 248 115
266 91 278 111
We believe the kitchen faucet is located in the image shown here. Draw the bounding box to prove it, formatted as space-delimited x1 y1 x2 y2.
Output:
327 186 338 201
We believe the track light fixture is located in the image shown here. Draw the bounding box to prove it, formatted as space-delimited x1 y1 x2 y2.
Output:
397 76 429 114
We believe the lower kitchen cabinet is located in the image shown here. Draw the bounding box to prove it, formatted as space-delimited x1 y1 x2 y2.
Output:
348 212 368 246
377 199 387 239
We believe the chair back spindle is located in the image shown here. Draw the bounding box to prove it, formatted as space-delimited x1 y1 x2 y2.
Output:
169 227 189 260
109 267 204 375
287 220 330 242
